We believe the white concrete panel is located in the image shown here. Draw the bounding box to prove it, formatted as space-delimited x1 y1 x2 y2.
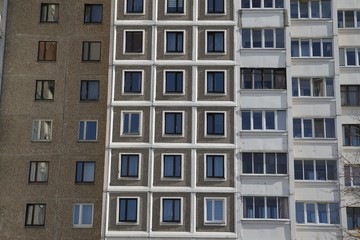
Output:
293 142 338 159
291 21 333 38
291 60 334 76
339 31 360 47
241 222 291 240
296 228 341 240
294 183 339 201
240 50 286 68
339 69 360 84
240 134 288 151
240 10 284 28
240 91 287 109
337 1 360 9
340 108 360 123
292 100 336 117
241 177 290 195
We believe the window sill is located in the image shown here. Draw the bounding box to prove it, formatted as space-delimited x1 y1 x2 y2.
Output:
291 18 332 22
241 48 285 51
116 222 139 225
292 97 336 102
294 180 338 185
163 92 185 96
240 130 287 135
240 89 286 93
161 177 183 181
160 222 183 226
241 174 288 178
77 140 98 142
204 178 226 182
72 225 93 228
123 52 144 55
241 218 290 224
120 134 142 138
162 134 184 138
118 177 140 181
293 138 337 142
291 57 334 60
165 13 186 16
204 222 226 226
296 223 340 229
31 140 52 143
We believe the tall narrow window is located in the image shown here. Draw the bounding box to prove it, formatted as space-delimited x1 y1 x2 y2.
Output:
163 155 182 178
29 161 49 183
124 71 142 93
164 112 183 135
118 198 138 223
206 112 225 135
207 71 225 94
347 207 360 230
80 80 99 100
84 4 103 23
35 80 55 100
206 155 225 179
40 3 59 22
38 41 57 61
165 71 183 94
82 42 101 61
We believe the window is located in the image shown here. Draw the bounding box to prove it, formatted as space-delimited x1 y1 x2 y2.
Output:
122 112 141 136
293 118 335 139
29 162 49 183
243 197 289 219
207 71 225 94
124 71 142 94
290 0 331 19
125 31 143 53
206 155 225 179
242 153 287 175
343 125 360 146
294 160 337 181
338 10 360 28
242 0 283 8
241 110 286 131
292 78 334 97
120 154 139 178
241 68 286 89
163 154 182 178
38 41 57 61
165 71 183 94
118 198 138 223
73 204 93 227
164 112 183 135
344 165 360 186
162 198 181 223
126 0 143 13
78 120 97 141
25 204 46 226
207 31 224 53
341 86 360 106
207 0 224 14
40 3 59 22
166 31 184 53
167 0 184 14
32 120 52 141
296 202 339 224
206 112 225 136
242 29 284 49
291 39 332 57
80 80 99 100
76 161 95 183
347 207 360 230
205 198 226 224
84 4 102 23
82 42 101 61
339 48 360 66
35 80 55 100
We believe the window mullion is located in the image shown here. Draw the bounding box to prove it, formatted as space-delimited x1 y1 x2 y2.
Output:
264 197 267 219
79 205 83 225
313 160 317 180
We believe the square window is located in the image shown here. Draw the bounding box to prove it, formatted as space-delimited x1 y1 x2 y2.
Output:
124 71 142 94
122 112 141 135
80 80 99 100
163 154 182 178
167 0 184 13
126 0 144 13
166 31 184 53
205 198 225 224
82 42 101 61
125 31 143 53
25 204 46 226
38 41 57 61
207 71 225 94
207 31 224 53
32 120 52 141
207 0 224 14
118 198 138 223
76 161 95 183
120 154 139 178
35 80 55 100
162 198 182 223
206 155 225 179
165 71 183 94
29 161 49 183
40 3 59 23
84 4 103 23
164 112 183 135
206 112 225 136
73 204 93 227
78 120 97 141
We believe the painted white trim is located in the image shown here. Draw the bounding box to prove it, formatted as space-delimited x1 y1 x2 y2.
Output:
122 69 144 95
204 69 227 96
116 196 140 225
120 110 143 137
161 153 184 180
162 110 185 137
118 153 141 180
160 197 184 225
204 153 227 181
123 29 145 55
204 197 227 225
163 69 186 95
165 0 186 15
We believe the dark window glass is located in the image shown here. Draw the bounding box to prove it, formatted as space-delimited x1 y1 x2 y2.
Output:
206 155 224 178
167 0 184 13
207 0 224 13
78 121 97 141
121 155 139 178
80 80 99 100
166 32 184 53
84 4 103 23
163 155 182 178
35 80 55 100
127 0 143 13
29 162 49 183
124 71 142 93
40 3 59 22
125 31 143 53
163 199 181 222
207 113 224 135
165 112 183 135
25 204 46 226
207 72 225 93
82 42 101 61
76 161 95 183
207 32 224 53
119 198 138 222
165 71 183 93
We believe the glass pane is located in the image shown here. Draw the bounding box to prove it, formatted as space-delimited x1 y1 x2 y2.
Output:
277 153 287 174
326 161 337 181
254 69 262 89
347 49 356 65
353 165 360 186
76 162 83 182
242 69 252 89
275 0 283 8
339 48 345 66
294 160 303 179
338 11 344 28
265 111 275 130
244 197 253 218
242 29 251 48
265 153 276 174
292 78 299 96
254 153 264 174
345 11 355 28
242 153 253 174
127 199 137 221
30 162 37 182
323 40 332 57
264 29 274 48
86 121 97 140
290 0 298 18
253 111 263 130
276 29 284 48
318 204 328 223
82 205 93 225
316 160 326 180
291 40 299 57
299 1 308 18
301 40 310 57
293 119 302 138
304 160 314 180
311 0 320 18
303 119 313 137
253 30 262 48
264 0 273 8
37 162 48 182
267 197 277 219
73 205 80 225
252 0 261 8
314 119 324 138
214 200 224 221
242 0 250 8
330 203 340 224
325 79 334 96
306 203 316 223
242 111 251 130
325 118 335 138
263 69 273 89
321 0 331 18
83 163 95 182
255 197 265 218
277 110 286 130
312 40 321 57
206 199 212 221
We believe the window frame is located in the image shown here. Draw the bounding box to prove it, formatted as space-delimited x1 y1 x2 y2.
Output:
161 153 183 180
82 41 101 61
241 110 287 131
338 10 360 29
165 30 185 54
35 80 55 100
293 118 336 139
117 197 140 224
290 0 332 19
339 48 360 66
205 154 226 180
125 0 144 14
205 111 226 137
346 207 360 230
206 30 226 54
78 120 98 141
121 111 143 136
163 111 184 136
206 0 225 14
294 159 337 181
243 196 289 219
241 68 286 90
242 152 288 175
166 0 185 14
343 125 360 146
80 80 99 101
40 3 59 23
164 70 185 95
124 30 144 54
241 0 284 9
291 38 333 58
296 202 340 225
161 197 183 224
123 70 143 95
25 204 46 226
204 197 227 225
73 203 94 228
241 29 285 49
29 161 49 183
84 4 103 23
119 153 141 179
205 70 226 95
38 41 57 61
32 120 53 142
75 161 96 184
344 164 360 187
292 77 334 98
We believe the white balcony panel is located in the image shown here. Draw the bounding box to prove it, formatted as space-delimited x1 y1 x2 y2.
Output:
293 141 338 159
292 100 336 117
240 10 284 28
240 50 286 68
241 222 291 240
291 61 334 77
241 177 289 196
338 31 360 47
291 21 333 38
240 91 287 109
295 182 339 201
296 228 341 240
340 108 360 124
339 69 360 84
240 134 288 151
337 1 360 9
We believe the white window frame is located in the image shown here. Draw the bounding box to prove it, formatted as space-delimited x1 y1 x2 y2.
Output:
242 28 285 49
161 153 184 180
243 196 289 220
294 159 337 181
338 10 360 28
205 30 226 54
119 153 141 180
78 120 98 141
122 70 144 95
120 111 143 137
204 154 227 181
242 152 288 175
292 77 334 97
165 0 186 15
241 110 287 131
205 0 226 15
205 70 227 95
163 70 185 95
32 120 53 141
242 0 284 9
291 38 333 58
160 197 183 225
293 118 336 139
204 197 227 225
164 30 186 55
73 203 94 228
296 202 340 225
162 111 185 137
290 0 332 19
339 48 360 66
123 30 145 54
124 0 145 15
116 197 140 225
204 111 227 137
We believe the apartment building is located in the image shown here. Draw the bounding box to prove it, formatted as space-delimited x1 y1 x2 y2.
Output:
0 1 109 239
